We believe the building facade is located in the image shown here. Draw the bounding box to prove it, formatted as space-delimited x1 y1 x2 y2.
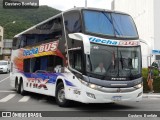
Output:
3 39 12 60
0 26 4 58
112 0 159 67
0 26 12 60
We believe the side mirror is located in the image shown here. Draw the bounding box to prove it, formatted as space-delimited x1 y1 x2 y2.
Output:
68 34 82 41
68 33 90 54
139 39 148 45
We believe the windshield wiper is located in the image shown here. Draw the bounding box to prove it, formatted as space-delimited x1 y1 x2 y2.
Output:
112 52 116 69
120 51 124 69
87 72 105 80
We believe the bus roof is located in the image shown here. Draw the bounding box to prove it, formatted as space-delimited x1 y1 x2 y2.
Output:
14 7 129 38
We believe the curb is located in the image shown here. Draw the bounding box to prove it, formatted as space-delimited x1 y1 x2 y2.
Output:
143 94 160 98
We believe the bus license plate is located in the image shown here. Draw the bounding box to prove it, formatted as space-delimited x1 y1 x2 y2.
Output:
112 96 122 101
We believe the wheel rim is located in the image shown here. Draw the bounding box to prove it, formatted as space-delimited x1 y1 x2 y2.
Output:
58 88 65 103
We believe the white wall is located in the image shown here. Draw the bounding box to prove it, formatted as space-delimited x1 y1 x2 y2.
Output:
154 0 160 51
113 0 154 67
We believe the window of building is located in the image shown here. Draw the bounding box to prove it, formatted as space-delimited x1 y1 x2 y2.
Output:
4 41 13 48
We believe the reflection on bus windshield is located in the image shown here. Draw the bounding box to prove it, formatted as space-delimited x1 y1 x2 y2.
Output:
87 44 141 78
83 10 138 38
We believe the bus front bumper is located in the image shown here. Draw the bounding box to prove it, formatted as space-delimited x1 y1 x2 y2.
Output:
81 87 143 103
78 86 143 103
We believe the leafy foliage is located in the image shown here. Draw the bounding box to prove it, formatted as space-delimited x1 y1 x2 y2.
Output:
0 0 61 38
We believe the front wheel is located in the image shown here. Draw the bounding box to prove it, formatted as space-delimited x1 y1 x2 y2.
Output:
56 82 70 107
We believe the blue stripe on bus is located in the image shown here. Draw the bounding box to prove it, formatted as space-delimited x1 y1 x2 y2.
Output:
65 79 75 87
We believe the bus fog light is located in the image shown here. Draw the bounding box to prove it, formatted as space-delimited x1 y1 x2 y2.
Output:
86 92 96 99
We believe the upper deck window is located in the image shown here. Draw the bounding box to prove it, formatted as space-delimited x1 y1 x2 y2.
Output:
83 10 138 38
64 12 82 33
14 17 62 49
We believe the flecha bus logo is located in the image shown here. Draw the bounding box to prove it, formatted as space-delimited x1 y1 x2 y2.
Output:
23 41 59 56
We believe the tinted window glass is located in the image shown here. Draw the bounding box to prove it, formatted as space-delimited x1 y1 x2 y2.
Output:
69 50 82 71
87 44 141 79
83 10 138 38
19 17 62 47
12 37 21 49
64 12 82 33
23 55 63 73
83 10 114 36
24 59 30 72
112 13 138 37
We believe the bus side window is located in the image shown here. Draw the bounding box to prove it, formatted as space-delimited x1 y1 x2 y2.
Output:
24 59 30 72
19 36 26 48
64 12 82 33
69 50 82 72
13 37 21 49
53 56 63 73
47 56 55 72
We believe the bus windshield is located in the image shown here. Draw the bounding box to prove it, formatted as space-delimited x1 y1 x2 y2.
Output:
83 10 138 38
86 44 141 79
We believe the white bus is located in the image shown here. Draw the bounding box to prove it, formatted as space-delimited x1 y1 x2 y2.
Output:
10 7 143 107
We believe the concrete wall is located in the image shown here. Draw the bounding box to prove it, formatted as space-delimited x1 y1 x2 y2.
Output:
154 0 160 51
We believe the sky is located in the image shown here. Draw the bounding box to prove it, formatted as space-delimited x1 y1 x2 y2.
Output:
39 0 113 11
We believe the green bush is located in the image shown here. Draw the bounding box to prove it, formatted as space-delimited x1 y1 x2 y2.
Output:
142 68 160 93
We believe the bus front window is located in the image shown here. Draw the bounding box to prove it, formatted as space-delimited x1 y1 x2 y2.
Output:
83 10 138 38
86 44 141 80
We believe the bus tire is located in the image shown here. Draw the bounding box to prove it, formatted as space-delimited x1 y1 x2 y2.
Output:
15 78 20 94
19 79 26 95
56 82 70 107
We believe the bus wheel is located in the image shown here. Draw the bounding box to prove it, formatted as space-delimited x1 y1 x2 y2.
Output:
56 82 70 107
15 79 20 94
19 80 26 95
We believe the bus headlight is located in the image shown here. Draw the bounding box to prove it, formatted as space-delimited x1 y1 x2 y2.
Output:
134 83 143 89
78 79 98 90
89 83 98 89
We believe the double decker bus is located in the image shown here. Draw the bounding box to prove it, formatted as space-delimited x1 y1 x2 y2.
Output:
10 7 142 107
